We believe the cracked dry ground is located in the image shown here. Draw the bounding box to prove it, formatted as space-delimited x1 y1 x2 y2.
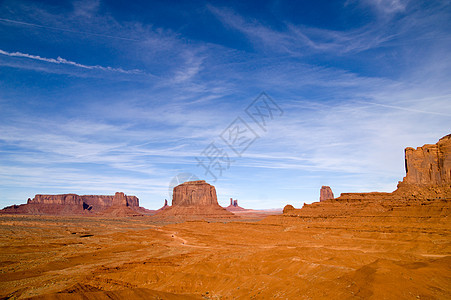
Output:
0 214 449 299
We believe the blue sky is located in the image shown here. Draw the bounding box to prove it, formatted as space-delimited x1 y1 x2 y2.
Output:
0 0 450 209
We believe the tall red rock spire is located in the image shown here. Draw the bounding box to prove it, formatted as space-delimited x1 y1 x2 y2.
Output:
320 186 334 202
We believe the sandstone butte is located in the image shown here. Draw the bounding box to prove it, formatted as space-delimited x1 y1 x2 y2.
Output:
283 134 451 217
152 180 236 220
0 192 152 216
320 186 334 202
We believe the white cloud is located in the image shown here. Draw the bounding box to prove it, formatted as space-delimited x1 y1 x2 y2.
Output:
0 1 205 81
207 4 397 55
0 49 143 74
362 0 408 14
171 51 205 83
72 0 100 17
0 17 141 41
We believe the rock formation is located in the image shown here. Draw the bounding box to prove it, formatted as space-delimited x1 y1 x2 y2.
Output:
112 192 128 206
226 198 246 212
172 180 218 206
156 199 169 212
401 134 450 185
27 193 139 209
28 194 82 205
320 186 334 201
1 192 145 215
98 192 144 217
153 180 235 220
283 134 451 218
162 199 169 208
282 204 295 214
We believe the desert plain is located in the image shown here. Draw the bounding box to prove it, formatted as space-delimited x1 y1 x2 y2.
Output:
0 207 449 299
0 135 450 299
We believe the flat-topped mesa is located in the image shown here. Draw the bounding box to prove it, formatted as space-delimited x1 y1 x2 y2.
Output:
320 186 334 202
28 194 82 205
2 192 142 215
28 193 139 208
172 180 218 206
401 134 451 186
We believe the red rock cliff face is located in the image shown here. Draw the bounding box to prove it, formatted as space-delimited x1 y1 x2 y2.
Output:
112 192 128 206
79 195 113 207
402 134 451 185
172 180 218 206
125 195 139 207
29 194 82 205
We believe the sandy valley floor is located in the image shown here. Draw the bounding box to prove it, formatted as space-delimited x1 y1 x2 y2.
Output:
0 214 449 299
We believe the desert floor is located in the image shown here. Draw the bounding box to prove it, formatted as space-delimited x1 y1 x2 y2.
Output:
0 214 449 299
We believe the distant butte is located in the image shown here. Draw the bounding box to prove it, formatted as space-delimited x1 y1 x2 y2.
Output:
320 186 334 202
226 198 246 212
172 180 219 206
1 192 153 216
153 180 236 220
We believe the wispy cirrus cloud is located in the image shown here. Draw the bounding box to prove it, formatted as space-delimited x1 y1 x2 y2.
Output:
207 2 449 56
0 49 144 74
207 4 394 55
346 0 408 15
0 1 203 82
0 17 140 41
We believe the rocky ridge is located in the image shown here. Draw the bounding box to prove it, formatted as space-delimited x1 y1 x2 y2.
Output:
283 134 451 220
